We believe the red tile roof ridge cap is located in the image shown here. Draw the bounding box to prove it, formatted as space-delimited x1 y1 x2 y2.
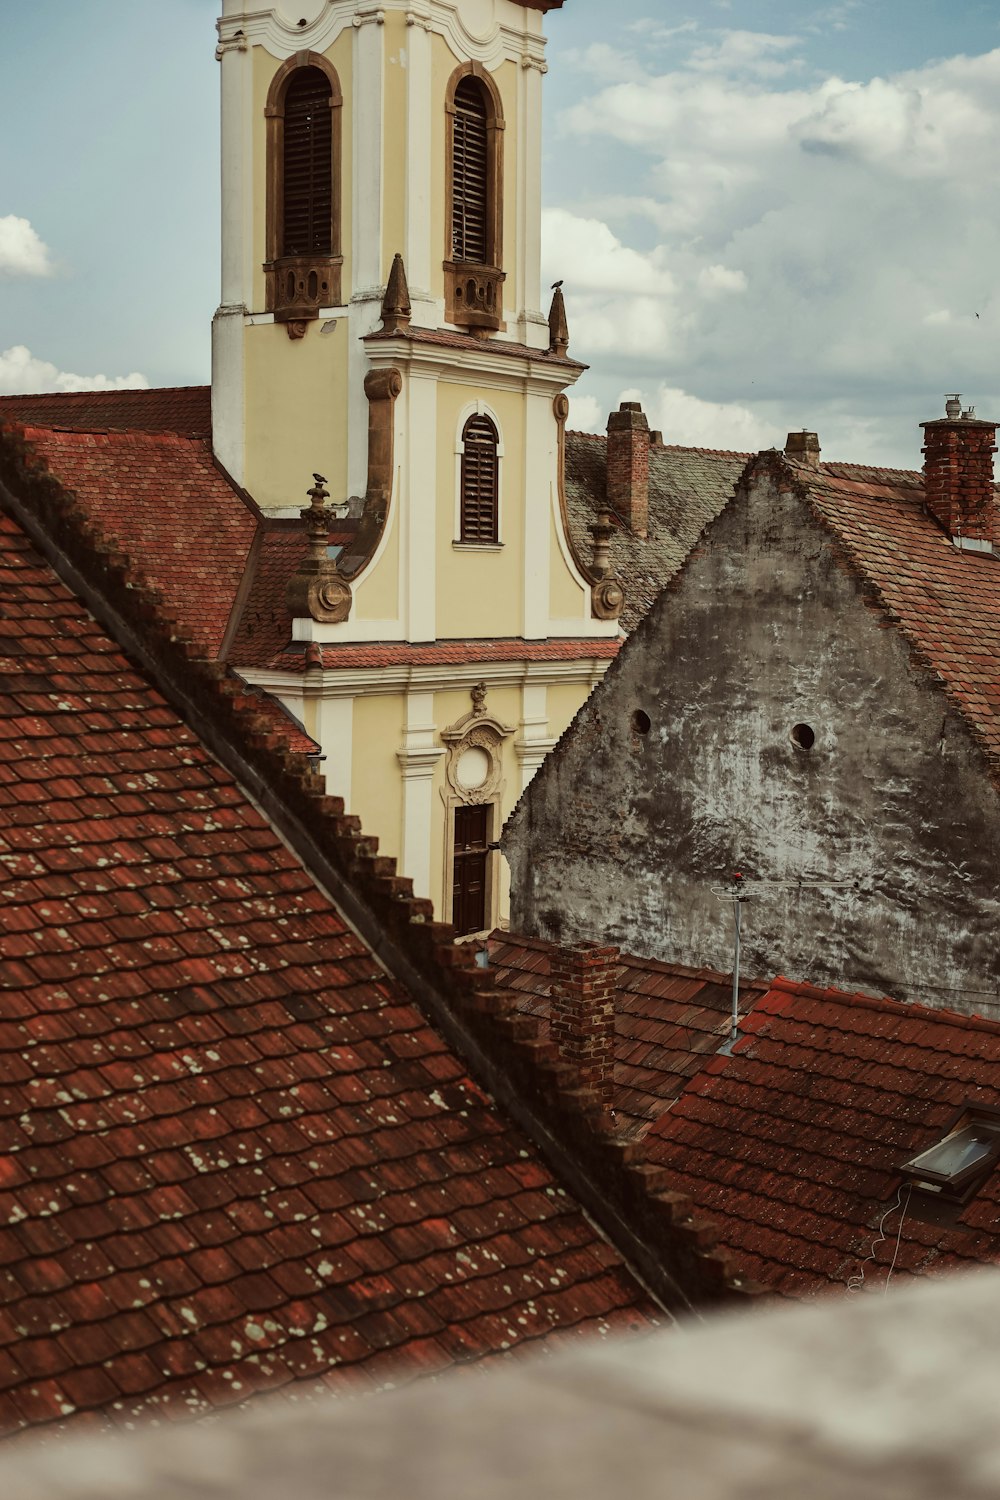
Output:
0 382 209 403
565 429 753 461
762 974 1000 1034
0 421 760 1318
492 931 769 993
817 459 922 480
19 423 202 444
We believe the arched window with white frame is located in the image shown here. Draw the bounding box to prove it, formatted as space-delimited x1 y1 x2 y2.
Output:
458 413 500 544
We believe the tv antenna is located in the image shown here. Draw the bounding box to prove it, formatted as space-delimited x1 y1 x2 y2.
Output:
711 872 863 1052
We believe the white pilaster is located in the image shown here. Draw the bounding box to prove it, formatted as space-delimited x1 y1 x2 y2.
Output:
316 693 355 807
348 10 387 498
396 691 444 900
404 9 435 320
353 11 385 292
522 390 551 639
212 34 252 482
515 56 547 347
515 682 553 791
403 372 438 641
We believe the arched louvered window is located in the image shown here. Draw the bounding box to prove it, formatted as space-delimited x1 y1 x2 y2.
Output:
460 415 500 543
264 53 343 324
282 67 332 257
444 65 504 333
452 78 488 265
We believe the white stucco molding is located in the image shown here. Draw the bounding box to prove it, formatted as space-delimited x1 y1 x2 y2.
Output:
217 1 547 69
240 656 615 700
365 336 583 397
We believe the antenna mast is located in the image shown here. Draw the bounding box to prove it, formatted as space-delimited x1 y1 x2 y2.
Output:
711 872 863 1052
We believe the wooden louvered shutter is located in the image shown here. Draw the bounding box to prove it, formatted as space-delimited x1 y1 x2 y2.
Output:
452 78 488 264
283 68 333 257
460 416 499 542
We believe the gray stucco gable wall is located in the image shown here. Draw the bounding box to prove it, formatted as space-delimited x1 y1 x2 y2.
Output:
504 463 1000 1014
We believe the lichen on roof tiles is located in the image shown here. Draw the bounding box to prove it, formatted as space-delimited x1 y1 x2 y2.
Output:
0 504 656 1436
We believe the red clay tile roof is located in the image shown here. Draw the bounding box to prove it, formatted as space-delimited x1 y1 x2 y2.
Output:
786 454 1000 769
0 504 655 1436
252 639 623 674
644 977 1000 1298
0 386 211 438
487 933 768 1135
6 424 255 658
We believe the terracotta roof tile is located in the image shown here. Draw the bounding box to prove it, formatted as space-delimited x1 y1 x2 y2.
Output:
786 456 1000 769
0 506 657 1435
486 932 768 1134
645 976 1000 1297
0 386 211 438
5 423 255 657
246 639 623 673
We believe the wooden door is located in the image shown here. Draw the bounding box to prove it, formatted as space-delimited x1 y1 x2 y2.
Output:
452 804 489 936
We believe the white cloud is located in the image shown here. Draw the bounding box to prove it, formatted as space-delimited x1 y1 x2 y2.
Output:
0 345 149 395
619 385 782 453
697 264 748 296
551 37 1000 467
0 216 54 277
567 393 603 433
688 30 802 79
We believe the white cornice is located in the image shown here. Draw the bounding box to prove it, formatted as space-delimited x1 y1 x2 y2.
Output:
365 336 581 394
238 656 614 698
217 1 547 69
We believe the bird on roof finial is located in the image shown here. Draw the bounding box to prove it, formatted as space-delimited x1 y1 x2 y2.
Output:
551 280 563 290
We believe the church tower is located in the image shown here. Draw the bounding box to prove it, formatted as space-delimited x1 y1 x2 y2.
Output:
212 0 624 932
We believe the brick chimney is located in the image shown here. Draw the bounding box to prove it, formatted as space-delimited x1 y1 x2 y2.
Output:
784 430 821 468
548 942 619 1114
607 402 650 539
920 396 998 552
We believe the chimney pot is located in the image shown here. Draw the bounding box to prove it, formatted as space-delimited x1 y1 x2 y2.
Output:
548 942 619 1115
784 430 821 469
606 401 650 538
920 397 998 550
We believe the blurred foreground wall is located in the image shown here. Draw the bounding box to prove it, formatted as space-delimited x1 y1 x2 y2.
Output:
3 1269 999 1500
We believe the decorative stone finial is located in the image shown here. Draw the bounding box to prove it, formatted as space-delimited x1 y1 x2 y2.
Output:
285 474 353 624
588 506 624 621
381 253 411 334
471 681 488 716
547 281 569 356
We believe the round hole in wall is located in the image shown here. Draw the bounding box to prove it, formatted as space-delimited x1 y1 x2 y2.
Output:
790 723 816 750
632 710 651 736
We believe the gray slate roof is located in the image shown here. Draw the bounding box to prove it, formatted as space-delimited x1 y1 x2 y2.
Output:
564 432 748 630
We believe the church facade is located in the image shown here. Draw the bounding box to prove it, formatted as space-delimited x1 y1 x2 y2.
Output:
212 0 624 932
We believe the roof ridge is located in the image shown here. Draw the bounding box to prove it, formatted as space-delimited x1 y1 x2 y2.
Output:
764 975 1000 1036
0 382 210 402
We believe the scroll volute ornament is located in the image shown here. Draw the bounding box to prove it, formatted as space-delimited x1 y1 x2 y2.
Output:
286 475 352 624
337 367 403 582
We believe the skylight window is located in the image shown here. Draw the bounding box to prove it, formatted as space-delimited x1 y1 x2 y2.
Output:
901 1108 1000 1200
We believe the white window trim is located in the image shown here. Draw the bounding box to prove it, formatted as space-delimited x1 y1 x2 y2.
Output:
453 399 504 546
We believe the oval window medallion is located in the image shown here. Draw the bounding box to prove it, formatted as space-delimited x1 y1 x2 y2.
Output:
456 745 491 789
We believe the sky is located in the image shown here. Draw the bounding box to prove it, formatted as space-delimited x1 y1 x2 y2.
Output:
1 0 999 466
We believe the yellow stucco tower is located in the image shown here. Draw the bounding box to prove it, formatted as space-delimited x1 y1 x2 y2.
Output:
212 0 623 933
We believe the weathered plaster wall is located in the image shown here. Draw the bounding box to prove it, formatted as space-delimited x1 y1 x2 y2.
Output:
505 472 1000 1012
